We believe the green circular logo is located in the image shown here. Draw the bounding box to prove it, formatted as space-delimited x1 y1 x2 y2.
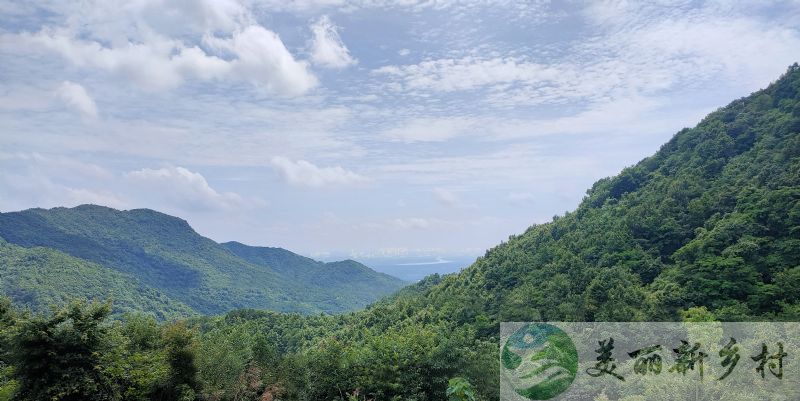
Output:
501 323 578 400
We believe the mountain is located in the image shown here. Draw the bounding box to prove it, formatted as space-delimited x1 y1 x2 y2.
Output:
174 65 800 400
0 205 406 317
222 241 405 308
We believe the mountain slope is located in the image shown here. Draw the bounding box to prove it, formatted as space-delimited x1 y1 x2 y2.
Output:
391 63 800 326
0 205 406 316
222 241 405 308
0 237 194 319
182 65 800 401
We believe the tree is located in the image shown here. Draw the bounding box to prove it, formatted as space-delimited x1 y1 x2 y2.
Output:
0 297 17 401
151 322 200 401
10 300 116 401
446 377 476 401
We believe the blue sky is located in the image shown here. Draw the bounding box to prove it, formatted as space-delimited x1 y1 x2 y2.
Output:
1 0 798 259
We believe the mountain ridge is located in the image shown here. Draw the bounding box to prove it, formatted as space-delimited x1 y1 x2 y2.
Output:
0 204 407 317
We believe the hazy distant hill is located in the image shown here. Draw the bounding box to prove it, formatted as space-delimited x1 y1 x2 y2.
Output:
222 241 410 309
0 205 406 317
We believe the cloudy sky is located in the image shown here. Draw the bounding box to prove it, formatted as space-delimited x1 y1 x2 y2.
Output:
1 0 798 259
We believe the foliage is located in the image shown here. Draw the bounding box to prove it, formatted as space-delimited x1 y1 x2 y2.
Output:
150 323 201 401
0 297 17 401
446 377 476 401
0 241 194 319
10 300 116 401
0 208 406 317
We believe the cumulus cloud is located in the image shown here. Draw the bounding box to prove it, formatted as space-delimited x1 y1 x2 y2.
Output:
8 0 317 95
206 25 318 95
309 15 356 69
125 166 265 211
55 81 98 118
271 157 367 188
23 27 316 95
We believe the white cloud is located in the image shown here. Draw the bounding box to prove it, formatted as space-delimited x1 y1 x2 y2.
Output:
251 0 547 14
0 152 126 211
6 0 317 96
0 168 129 211
309 15 356 69
125 166 264 211
432 187 458 206
383 117 473 142
374 57 561 93
17 30 224 92
55 81 98 118
64 187 128 207
484 96 666 140
25 27 316 95
373 4 800 107
613 15 800 89
398 48 410 56
206 25 318 95
0 155 265 214
271 156 367 188
1 82 99 119
391 217 431 229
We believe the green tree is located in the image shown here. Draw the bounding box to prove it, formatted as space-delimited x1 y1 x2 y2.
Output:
0 297 18 401
151 322 200 401
10 300 116 401
446 377 476 401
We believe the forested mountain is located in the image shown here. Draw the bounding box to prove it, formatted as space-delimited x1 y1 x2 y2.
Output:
0 205 406 316
1 65 798 401
222 241 405 308
181 64 800 400
0 238 195 319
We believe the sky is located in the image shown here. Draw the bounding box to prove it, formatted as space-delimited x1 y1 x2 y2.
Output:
1 0 799 260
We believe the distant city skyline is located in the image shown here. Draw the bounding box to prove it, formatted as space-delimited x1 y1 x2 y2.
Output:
1 1 799 256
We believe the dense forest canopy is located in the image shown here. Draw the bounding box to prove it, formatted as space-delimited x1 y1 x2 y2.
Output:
1 64 799 400
0 205 406 318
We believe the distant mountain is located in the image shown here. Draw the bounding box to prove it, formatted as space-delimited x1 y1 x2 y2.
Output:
0 205 406 317
221 241 409 309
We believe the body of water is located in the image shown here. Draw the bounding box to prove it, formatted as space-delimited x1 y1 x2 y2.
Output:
357 255 479 282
